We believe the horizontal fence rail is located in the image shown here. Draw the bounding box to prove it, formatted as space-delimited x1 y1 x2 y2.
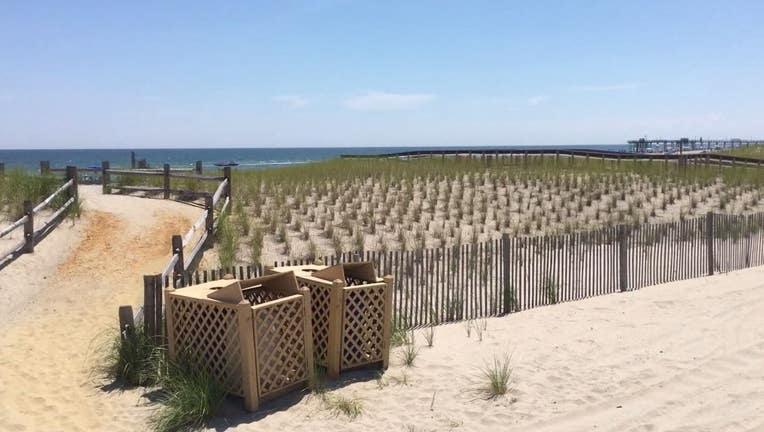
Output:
151 210 764 336
0 166 78 266
341 148 764 168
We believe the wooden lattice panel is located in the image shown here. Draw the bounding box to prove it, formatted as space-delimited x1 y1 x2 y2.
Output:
168 296 243 396
253 297 309 398
301 280 333 366
341 282 387 370
243 287 285 306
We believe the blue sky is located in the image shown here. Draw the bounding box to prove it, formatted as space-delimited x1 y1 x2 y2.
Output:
1 1 763 149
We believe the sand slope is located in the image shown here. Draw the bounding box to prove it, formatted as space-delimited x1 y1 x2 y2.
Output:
197 266 764 432
1 187 763 431
0 186 198 432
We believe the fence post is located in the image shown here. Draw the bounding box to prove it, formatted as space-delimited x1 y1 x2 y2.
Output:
618 225 628 292
143 274 157 338
0 163 4 175
195 160 203 175
299 286 316 376
706 211 714 276
131 151 136 169
23 200 34 253
163 163 170 199
501 233 512 314
118 305 135 341
164 287 176 359
237 300 259 412
381 275 394 369
223 166 232 203
172 234 184 275
204 195 214 247
326 278 345 379
101 161 110 194
40 160 50 175
65 166 78 203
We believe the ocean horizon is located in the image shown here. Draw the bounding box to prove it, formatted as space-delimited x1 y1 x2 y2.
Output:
0 144 628 172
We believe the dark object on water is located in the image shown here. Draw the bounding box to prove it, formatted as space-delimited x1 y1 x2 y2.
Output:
214 161 239 167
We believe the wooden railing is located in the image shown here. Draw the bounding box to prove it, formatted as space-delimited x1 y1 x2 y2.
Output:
112 166 232 338
341 148 764 168
0 166 79 266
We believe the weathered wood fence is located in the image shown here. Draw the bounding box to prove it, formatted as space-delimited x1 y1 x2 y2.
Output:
130 210 764 337
342 148 764 169
115 165 233 337
0 166 79 266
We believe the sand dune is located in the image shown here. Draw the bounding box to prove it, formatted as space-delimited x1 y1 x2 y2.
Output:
1 186 763 431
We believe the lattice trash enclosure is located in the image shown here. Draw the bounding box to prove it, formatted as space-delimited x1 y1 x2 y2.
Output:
164 271 314 411
268 262 393 379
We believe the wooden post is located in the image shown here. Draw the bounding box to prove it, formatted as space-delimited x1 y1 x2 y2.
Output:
40 160 50 175
706 211 714 276
223 166 232 203
0 163 4 175
299 287 316 376
164 288 176 359
501 233 512 314
326 278 345 379
195 160 203 175
381 275 394 369
163 163 170 199
23 200 34 253
143 274 157 338
65 166 78 202
204 195 214 246
172 234 184 275
618 225 628 292
238 301 259 412
118 305 135 341
131 151 136 169
101 161 110 194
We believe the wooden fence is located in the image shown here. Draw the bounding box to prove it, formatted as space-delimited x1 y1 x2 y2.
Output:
342 148 764 169
113 164 233 338
0 166 79 267
144 211 764 335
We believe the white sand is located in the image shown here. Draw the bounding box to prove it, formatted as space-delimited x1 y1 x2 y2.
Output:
1 187 763 431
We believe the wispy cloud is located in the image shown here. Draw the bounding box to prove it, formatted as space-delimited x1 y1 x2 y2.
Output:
272 95 310 109
570 83 639 92
527 95 548 106
343 91 435 111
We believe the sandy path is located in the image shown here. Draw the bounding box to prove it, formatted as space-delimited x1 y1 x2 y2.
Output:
0 186 199 432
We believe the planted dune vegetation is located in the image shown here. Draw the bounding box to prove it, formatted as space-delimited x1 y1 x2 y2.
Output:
203 155 764 268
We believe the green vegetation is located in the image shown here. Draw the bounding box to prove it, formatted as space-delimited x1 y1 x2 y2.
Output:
720 144 764 160
479 353 512 399
399 343 419 367
149 354 226 432
323 394 364 419
0 169 64 218
99 326 162 387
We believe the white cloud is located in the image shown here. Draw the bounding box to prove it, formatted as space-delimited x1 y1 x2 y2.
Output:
272 95 310 109
527 95 548 106
570 83 639 92
343 91 435 111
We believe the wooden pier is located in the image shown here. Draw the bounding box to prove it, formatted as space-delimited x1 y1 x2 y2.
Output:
628 138 764 153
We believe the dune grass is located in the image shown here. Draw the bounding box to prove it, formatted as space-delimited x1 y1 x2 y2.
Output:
149 354 226 432
479 353 512 399
99 326 163 387
0 169 65 218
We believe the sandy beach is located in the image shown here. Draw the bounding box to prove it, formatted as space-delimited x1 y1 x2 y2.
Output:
1 188 762 431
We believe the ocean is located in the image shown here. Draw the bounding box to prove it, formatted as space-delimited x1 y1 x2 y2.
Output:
0 145 629 171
